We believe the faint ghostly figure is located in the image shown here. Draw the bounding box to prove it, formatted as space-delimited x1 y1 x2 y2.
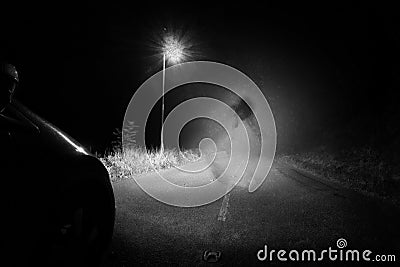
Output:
232 97 253 121
232 114 239 129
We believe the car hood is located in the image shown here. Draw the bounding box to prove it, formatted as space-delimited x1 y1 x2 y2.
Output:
7 100 92 157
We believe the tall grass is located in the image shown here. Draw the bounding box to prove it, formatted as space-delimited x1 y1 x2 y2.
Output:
100 144 200 183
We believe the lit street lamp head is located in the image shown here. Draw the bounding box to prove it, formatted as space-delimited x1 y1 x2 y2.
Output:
162 35 185 64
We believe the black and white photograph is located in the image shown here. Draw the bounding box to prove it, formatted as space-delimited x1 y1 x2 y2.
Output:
1 1 399 266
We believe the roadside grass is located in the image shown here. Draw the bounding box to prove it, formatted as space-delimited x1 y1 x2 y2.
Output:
278 147 400 207
100 145 200 183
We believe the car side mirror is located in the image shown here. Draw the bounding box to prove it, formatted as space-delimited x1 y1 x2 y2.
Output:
1 63 19 111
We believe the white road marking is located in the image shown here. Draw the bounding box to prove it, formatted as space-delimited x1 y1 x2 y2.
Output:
217 193 230 222
215 159 246 222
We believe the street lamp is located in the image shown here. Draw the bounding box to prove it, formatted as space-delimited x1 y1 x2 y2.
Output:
160 34 186 153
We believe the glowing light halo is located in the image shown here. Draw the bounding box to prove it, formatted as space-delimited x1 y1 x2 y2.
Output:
162 35 186 64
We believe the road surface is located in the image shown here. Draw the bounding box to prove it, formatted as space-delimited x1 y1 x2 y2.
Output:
102 157 400 266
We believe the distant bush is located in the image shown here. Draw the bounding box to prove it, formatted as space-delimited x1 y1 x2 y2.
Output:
279 146 400 207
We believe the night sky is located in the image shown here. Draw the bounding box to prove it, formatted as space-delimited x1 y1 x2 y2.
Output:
1 2 399 155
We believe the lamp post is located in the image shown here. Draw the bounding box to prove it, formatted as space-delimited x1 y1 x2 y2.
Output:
160 34 186 153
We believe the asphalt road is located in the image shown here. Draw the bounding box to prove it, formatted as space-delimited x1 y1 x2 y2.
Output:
102 159 400 266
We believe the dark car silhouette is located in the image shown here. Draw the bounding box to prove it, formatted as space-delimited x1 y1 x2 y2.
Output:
0 64 115 266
